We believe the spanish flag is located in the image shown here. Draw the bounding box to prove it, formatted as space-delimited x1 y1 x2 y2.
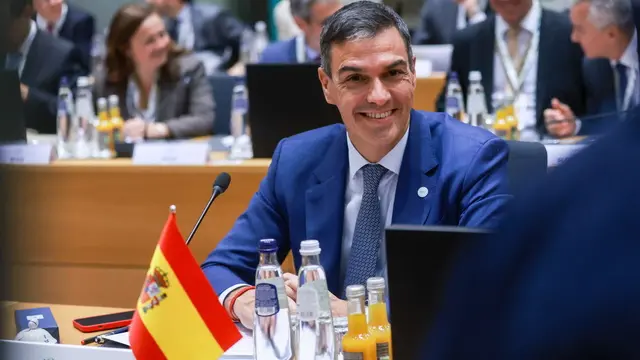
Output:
129 210 242 359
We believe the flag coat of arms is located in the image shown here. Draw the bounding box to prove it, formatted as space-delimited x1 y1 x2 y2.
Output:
129 211 242 359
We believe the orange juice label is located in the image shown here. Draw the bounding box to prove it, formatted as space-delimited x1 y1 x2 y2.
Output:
376 342 391 360
495 104 515 121
343 352 364 360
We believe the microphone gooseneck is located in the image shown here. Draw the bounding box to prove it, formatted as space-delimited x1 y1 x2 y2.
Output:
185 172 232 246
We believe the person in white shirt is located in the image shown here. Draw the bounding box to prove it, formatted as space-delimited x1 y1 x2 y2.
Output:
545 0 637 138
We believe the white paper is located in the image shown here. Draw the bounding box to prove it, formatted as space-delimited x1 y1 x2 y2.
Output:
0 144 53 165
132 142 210 165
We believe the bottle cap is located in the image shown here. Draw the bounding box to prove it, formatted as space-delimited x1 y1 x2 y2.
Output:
299 240 321 256
468 70 482 82
97 97 107 107
259 238 278 252
345 284 365 298
76 76 90 87
255 21 266 32
367 277 386 290
59 76 68 87
108 94 119 105
449 71 458 80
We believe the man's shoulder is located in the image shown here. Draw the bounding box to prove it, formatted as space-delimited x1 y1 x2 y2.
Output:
33 30 74 56
193 3 224 18
418 110 502 150
274 124 346 164
260 39 296 63
67 3 95 23
452 18 490 44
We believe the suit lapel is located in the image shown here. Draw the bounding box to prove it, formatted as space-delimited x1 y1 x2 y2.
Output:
155 80 177 122
392 110 439 226
21 32 44 85
477 17 496 112
305 131 348 293
535 10 554 124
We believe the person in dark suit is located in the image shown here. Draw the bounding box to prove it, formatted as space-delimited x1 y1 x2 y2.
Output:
413 0 492 45
32 0 94 75
202 1 511 331
146 0 246 73
260 0 342 63
93 3 214 140
5 0 82 134
439 0 587 140
544 0 636 138
423 5 640 359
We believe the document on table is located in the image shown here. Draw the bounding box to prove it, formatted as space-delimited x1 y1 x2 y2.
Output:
103 329 254 357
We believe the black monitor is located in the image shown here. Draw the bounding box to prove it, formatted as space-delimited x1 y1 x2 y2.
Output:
245 63 342 158
385 225 491 359
0 70 27 143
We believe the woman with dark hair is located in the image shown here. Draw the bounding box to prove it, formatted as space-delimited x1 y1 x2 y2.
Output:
94 3 214 140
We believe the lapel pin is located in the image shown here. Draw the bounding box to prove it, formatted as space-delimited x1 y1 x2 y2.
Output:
417 187 429 198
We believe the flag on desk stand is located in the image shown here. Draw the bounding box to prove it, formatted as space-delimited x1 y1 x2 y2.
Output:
129 205 242 359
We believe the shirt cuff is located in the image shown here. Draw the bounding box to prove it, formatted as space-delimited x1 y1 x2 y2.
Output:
219 283 251 306
469 11 487 24
573 118 582 136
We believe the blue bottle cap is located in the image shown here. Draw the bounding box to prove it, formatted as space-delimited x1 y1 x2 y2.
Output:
259 238 277 252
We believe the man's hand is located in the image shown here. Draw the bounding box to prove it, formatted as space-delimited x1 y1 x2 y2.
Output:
285 273 348 318
544 98 576 138
456 0 481 17
19 84 29 101
123 118 146 141
225 287 256 330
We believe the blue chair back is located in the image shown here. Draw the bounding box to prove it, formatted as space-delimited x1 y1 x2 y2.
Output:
505 140 548 197
209 74 242 135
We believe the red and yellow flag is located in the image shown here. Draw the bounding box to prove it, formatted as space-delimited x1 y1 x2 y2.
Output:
129 211 242 359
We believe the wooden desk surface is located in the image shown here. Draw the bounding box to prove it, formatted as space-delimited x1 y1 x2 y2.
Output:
1 301 129 346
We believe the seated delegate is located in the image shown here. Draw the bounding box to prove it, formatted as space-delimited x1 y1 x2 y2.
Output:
93 3 214 140
201 2 511 330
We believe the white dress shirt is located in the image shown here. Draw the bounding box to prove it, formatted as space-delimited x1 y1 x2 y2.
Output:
611 30 639 111
5 20 37 78
175 4 195 51
218 125 410 304
36 2 68 36
492 0 541 141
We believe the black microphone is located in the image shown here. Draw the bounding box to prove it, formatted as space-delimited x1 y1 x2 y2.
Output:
185 172 232 246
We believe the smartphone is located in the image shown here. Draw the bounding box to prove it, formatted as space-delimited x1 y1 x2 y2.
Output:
72 310 135 333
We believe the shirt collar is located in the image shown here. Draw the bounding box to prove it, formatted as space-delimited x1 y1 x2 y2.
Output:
495 0 541 37
176 3 191 23
347 122 409 180
36 2 68 33
18 20 38 56
611 30 638 71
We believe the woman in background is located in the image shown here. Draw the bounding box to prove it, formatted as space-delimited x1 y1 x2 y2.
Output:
95 3 214 140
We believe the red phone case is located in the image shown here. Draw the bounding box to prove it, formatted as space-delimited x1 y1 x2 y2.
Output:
72 314 133 333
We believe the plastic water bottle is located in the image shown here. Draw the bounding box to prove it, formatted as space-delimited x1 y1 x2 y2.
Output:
74 76 98 158
229 81 253 159
254 239 294 360
56 77 75 159
297 240 336 360
445 72 465 122
252 21 269 63
466 71 489 129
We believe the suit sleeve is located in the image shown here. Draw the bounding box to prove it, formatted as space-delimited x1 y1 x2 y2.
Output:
210 11 245 70
458 137 512 229
72 14 95 75
201 140 290 296
412 1 434 45
164 62 214 138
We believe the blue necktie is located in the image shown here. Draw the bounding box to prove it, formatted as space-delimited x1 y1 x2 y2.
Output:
5 53 22 72
343 164 388 296
615 63 630 110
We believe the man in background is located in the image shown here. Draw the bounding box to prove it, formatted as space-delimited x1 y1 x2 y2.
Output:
413 0 492 45
32 0 94 75
146 0 246 74
545 0 636 137
6 0 82 134
260 0 342 63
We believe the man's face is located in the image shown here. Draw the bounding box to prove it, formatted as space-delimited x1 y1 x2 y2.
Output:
570 2 617 59
318 27 416 157
33 0 63 23
295 1 342 52
489 0 532 26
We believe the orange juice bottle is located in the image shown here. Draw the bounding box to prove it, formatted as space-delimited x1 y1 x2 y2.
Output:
108 95 124 143
95 97 114 158
342 284 377 360
367 277 392 360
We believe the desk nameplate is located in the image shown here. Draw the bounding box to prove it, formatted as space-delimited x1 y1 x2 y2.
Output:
132 142 210 166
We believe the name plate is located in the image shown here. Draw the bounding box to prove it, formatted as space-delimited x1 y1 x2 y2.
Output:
132 142 210 165
545 144 586 167
0 144 54 165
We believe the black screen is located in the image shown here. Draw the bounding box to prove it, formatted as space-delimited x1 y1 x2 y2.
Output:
74 310 134 326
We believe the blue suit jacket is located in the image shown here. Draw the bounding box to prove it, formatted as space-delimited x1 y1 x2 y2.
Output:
424 109 640 359
202 110 511 296
58 4 94 75
259 38 298 64
579 58 619 136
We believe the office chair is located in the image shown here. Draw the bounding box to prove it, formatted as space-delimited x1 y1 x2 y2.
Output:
505 140 548 197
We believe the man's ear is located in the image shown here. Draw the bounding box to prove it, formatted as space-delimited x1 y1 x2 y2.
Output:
318 66 335 105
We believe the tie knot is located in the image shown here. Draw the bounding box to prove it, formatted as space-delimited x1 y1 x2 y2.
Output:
615 62 627 73
362 164 387 190
506 26 521 39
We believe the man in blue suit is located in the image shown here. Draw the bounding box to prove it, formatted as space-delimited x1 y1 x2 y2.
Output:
32 0 94 75
423 3 640 358
202 1 511 330
544 0 637 137
260 0 342 64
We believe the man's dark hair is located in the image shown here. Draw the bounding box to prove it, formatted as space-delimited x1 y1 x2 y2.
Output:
320 1 414 76
10 0 29 18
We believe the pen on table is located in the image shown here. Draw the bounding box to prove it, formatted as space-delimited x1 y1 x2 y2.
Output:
81 326 129 345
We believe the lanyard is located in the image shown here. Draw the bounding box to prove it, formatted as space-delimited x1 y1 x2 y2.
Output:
495 26 539 100
126 79 158 122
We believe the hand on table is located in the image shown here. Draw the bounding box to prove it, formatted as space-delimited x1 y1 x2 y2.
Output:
544 98 576 138
227 285 297 330
123 118 146 141
283 273 348 318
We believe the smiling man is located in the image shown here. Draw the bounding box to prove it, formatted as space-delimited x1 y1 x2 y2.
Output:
201 1 511 330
